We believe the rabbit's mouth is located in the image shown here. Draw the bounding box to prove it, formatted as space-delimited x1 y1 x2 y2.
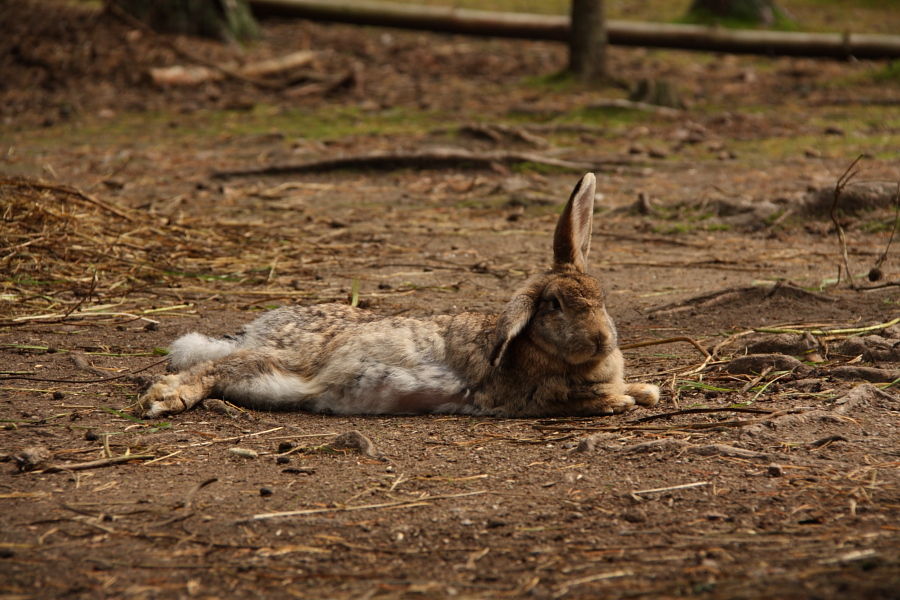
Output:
594 338 615 358
564 338 615 365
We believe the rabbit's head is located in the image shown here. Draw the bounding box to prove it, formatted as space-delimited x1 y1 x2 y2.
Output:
490 173 618 371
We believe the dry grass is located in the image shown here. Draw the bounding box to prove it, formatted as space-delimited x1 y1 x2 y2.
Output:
0 177 318 325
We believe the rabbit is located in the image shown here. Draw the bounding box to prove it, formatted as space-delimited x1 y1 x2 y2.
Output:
139 173 659 419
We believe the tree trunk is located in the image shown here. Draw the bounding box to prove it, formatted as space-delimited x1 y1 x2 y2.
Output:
568 0 606 85
686 0 792 27
111 0 260 42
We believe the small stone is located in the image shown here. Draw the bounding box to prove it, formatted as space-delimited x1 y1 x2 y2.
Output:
704 511 729 520
144 321 159 332
228 448 258 459
282 466 316 475
824 125 845 136
204 399 236 417
486 518 506 528
14 446 51 472
52 391 65 400
276 455 291 464
648 145 668 159
85 431 100 441
328 431 378 457
260 487 274 497
621 509 647 523
278 441 294 453
768 463 785 477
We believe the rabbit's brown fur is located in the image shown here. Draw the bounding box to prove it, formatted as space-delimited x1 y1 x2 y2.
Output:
140 174 659 418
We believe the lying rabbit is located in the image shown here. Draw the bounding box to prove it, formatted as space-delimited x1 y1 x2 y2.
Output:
140 173 659 418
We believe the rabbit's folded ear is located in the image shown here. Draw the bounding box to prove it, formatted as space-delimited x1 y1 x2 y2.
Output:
553 173 596 273
489 293 536 367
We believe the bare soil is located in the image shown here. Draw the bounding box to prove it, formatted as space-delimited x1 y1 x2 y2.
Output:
2 2 900 599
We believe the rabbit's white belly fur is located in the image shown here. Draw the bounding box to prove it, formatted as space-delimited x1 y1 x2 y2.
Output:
303 362 473 414
216 364 470 414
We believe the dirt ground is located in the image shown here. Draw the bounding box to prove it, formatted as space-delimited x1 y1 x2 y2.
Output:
2 1 900 599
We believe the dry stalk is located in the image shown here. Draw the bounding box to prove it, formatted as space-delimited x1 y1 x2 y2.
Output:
244 490 488 522
620 336 710 359
36 454 156 473
871 181 900 277
828 155 864 289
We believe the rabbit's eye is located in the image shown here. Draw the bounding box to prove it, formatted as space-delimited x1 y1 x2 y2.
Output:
546 297 562 311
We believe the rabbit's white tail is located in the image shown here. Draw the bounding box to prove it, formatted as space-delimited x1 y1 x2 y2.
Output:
167 333 240 370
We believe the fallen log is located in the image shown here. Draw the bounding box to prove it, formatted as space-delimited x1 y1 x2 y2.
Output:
248 0 900 59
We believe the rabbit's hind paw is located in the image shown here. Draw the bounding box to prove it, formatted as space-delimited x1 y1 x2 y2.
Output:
139 376 190 418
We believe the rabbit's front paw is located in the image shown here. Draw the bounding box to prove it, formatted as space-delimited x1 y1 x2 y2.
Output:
140 377 188 418
626 383 660 407
591 394 636 415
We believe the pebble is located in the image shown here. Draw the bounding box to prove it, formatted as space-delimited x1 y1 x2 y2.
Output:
229 448 258 459
329 430 378 457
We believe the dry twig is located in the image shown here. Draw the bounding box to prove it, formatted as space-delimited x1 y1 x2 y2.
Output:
36 454 156 473
620 336 711 359
244 490 488 522
829 155 864 289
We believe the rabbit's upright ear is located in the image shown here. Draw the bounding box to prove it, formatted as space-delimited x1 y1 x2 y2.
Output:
552 173 596 272
489 293 536 367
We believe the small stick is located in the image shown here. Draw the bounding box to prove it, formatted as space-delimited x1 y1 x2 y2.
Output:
632 406 775 424
36 454 156 473
632 481 709 495
872 181 900 275
740 366 773 393
247 427 284 437
829 155 865 290
754 317 900 337
244 490 488 522
182 478 218 510
620 337 710 359
142 451 182 465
